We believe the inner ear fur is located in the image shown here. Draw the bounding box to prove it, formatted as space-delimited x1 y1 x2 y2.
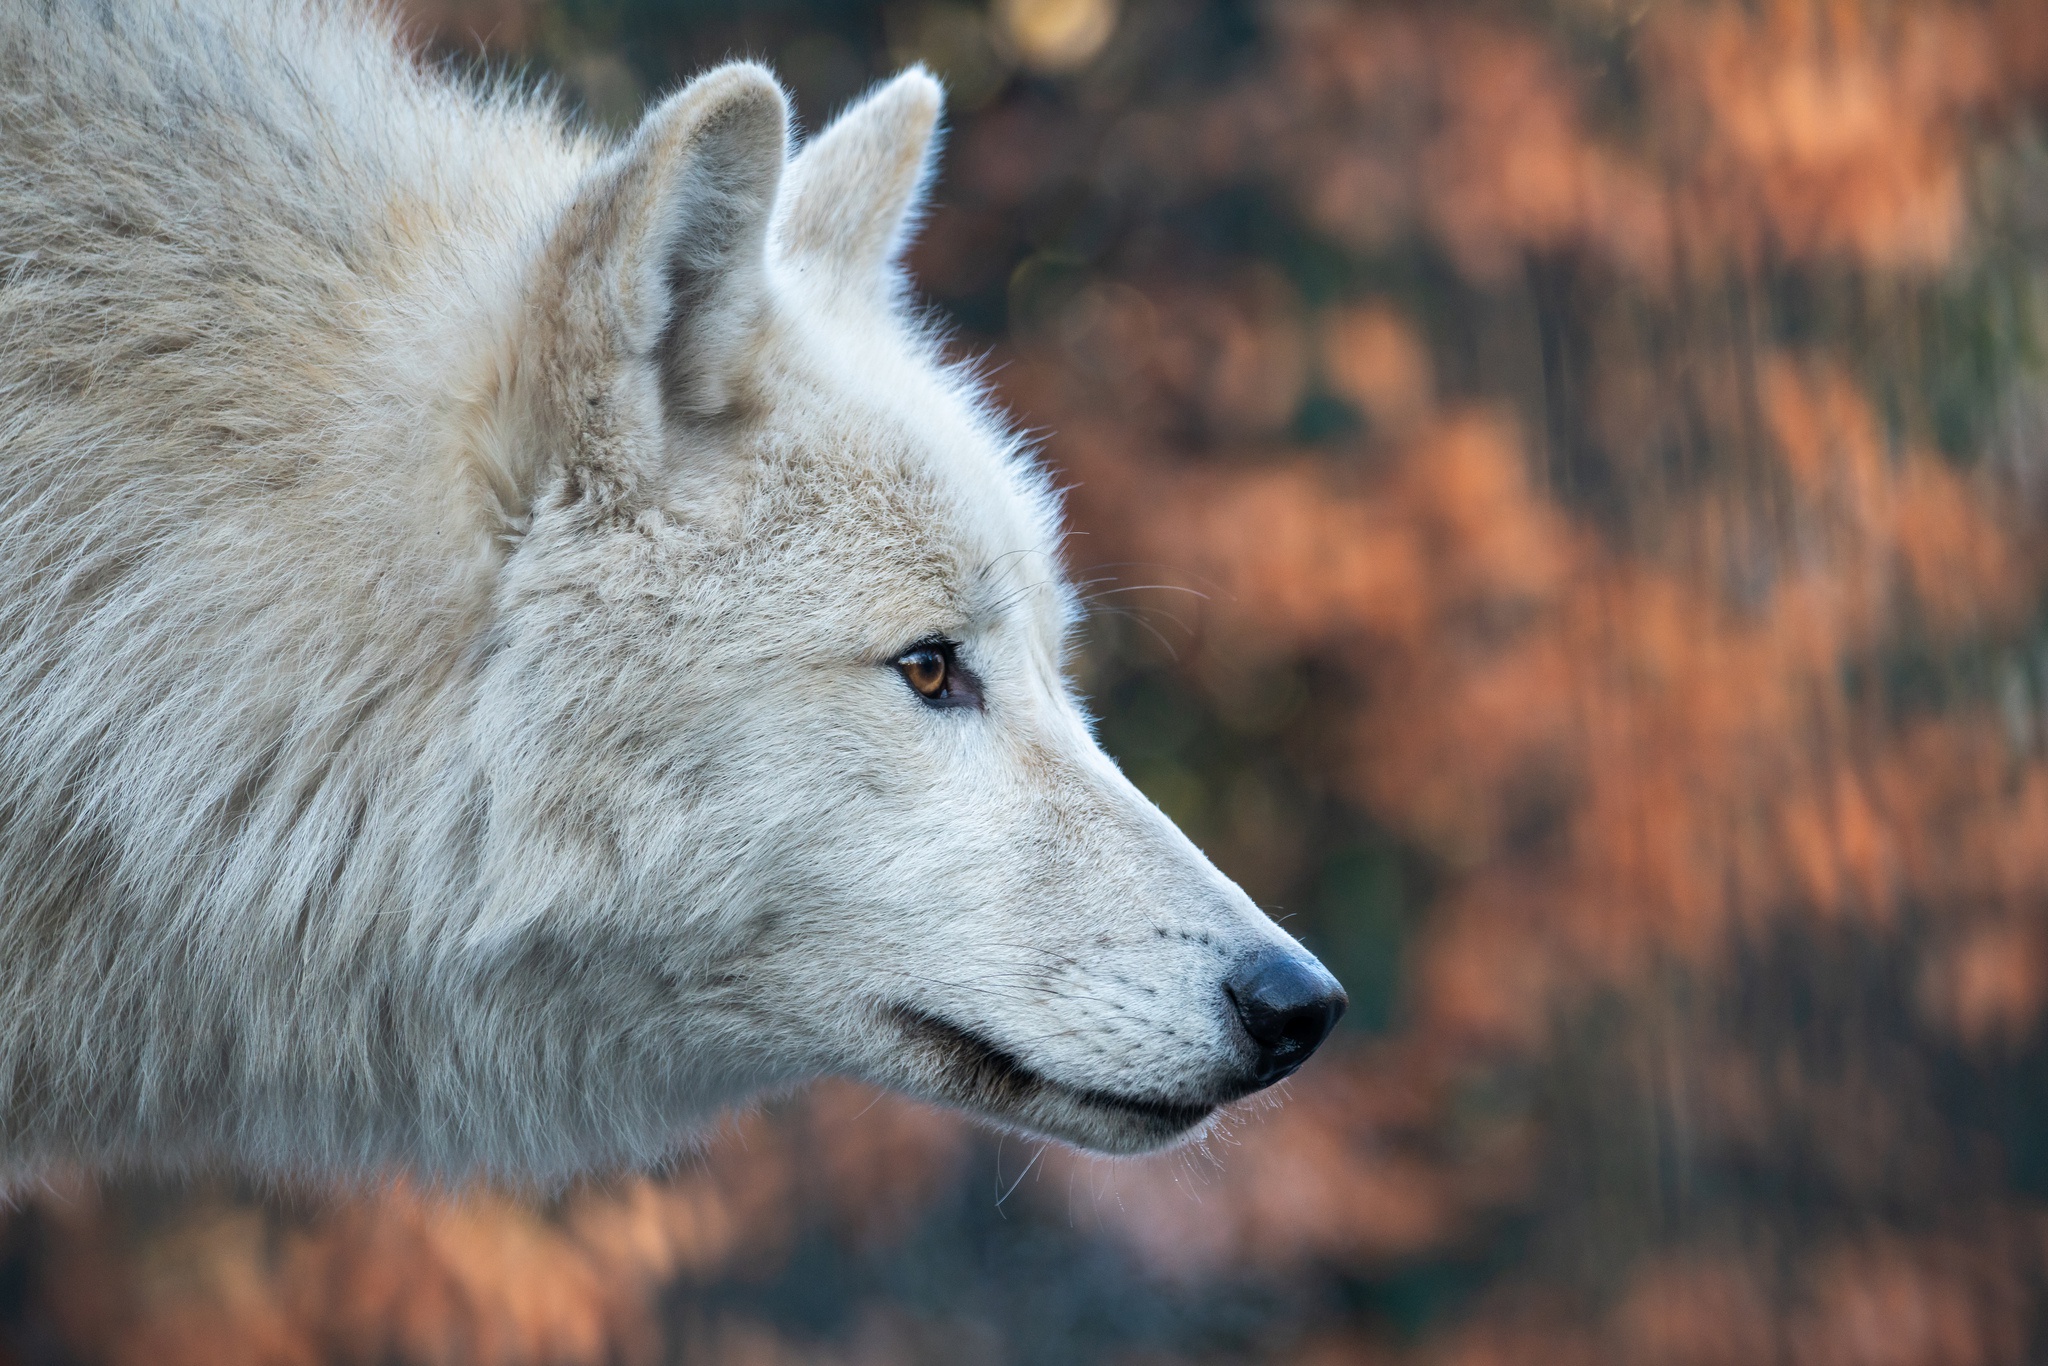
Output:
504 63 789 521
775 67 943 309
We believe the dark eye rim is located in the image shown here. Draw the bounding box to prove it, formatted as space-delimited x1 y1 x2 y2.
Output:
891 637 984 711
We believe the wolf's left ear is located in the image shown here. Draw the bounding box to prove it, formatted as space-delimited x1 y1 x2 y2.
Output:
547 63 789 418
775 68 943 308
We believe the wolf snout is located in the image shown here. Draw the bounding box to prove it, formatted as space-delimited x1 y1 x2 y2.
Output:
1224 947 1347 1087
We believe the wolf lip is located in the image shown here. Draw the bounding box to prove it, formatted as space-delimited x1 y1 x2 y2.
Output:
884 1005 1216 1135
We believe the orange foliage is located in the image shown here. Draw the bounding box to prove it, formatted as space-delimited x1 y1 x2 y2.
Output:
1235 0 2048 283
1034 339 2045 1045
14 1085 968 1366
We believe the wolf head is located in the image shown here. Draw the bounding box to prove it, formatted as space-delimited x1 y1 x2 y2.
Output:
460 63 1344 1157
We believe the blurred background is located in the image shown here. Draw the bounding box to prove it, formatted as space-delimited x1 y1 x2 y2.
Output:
8 0 2048 1361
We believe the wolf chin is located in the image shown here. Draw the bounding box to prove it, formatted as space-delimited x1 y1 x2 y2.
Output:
0 0 1345 1183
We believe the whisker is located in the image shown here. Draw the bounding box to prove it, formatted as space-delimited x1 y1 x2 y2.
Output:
995 1142 1046 1210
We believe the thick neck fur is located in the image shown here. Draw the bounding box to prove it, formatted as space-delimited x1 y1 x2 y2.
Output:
0 1 640 1178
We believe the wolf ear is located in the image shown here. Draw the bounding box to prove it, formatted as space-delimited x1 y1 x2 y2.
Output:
548 63 789 418
776 67 943 308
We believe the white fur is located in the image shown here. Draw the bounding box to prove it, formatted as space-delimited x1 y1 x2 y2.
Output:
0 0 1324 1182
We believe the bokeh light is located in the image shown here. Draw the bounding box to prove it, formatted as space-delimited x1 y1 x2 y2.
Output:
992 0 1117 74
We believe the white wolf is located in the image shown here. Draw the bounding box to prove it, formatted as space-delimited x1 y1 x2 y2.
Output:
0 0 1344 1182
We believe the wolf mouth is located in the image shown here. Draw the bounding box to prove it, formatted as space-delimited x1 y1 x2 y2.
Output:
885 1005 1217 1135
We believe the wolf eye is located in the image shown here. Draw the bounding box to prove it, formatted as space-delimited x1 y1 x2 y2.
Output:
892 640 983 710
898 646 949 698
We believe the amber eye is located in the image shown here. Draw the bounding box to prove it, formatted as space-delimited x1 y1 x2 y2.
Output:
891 639 984 711
896 645 950 699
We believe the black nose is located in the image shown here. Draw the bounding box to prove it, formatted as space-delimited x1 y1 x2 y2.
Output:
1225 948 1347 1086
